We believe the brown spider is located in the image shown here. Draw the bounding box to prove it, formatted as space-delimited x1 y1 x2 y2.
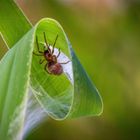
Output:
33 32 70 75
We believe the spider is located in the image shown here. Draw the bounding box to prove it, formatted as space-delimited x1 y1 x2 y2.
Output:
33 32 70 75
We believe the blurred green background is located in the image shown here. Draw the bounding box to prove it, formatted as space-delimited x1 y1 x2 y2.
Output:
16 0 140 140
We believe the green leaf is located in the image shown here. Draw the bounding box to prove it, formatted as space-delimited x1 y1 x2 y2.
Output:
31 19 103 119
0 28 34 140
0 0 31 47
0 1 103 140
0 1 46 137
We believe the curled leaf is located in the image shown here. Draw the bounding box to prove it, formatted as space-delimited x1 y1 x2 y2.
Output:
0 1 103 139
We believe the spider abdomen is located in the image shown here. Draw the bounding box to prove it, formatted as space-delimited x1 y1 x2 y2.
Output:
48 63 63 75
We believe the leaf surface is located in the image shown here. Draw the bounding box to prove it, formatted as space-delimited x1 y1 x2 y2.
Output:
0 1 103 140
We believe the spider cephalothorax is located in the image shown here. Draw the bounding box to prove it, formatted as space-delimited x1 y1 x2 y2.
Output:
33 32 70 75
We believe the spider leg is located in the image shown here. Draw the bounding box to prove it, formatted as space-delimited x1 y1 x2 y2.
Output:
60 60 70 64
33 52 43 56
43 32 51 53
44 63 51 74
36 36 44 53
57 48 61 58
39 59 46 64
52 34 58 54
